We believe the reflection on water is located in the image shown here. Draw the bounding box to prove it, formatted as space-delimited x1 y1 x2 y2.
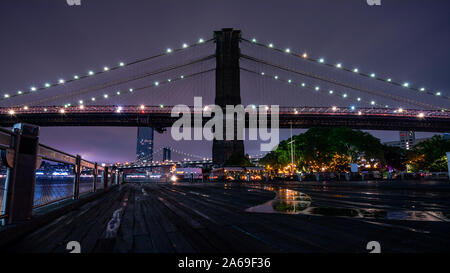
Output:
245 186 312 215
245 184 449 221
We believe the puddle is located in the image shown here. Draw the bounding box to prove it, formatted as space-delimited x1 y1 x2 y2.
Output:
245 187 312 215
245 185 449 222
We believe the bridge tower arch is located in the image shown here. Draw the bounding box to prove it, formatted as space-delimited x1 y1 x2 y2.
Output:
212 28 245 166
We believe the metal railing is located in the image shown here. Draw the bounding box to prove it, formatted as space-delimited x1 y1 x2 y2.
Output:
0 124 120 225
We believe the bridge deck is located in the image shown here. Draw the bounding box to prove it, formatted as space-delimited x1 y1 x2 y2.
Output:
4 182 450 253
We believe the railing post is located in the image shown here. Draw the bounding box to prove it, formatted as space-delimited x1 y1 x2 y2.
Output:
110 169 115 186
103 166 109 189
73 155 81 200
93 162 98 192
4 123 39 224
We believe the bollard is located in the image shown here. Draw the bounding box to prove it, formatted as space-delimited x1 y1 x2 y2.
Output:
73 155 81 200
103 166 109 189
93 163 98 192
3 123 39 224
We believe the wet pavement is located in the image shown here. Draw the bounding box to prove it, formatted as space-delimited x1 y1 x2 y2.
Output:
3 181 450 253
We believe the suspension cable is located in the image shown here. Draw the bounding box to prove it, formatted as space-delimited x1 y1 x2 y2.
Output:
1 38 214 103
24 55 215 106
241 54 440 110
242 37 449 102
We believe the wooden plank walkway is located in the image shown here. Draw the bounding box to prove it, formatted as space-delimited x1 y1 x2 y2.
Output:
4 183 450 253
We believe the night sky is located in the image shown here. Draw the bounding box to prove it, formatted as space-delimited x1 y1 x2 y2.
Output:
1 0 449 164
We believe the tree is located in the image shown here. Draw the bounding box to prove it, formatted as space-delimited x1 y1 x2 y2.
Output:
261 127 388 173
408 135 450 172
381 145 407 171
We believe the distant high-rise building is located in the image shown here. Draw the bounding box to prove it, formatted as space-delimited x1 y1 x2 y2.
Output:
400 131 415 150
384 131 427 150
136 127 154 163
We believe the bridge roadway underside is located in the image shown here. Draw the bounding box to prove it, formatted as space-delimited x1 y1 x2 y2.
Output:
0 113 449 132
2 182 450 253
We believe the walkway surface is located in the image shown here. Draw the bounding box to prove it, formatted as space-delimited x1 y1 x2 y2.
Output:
4 182 450 253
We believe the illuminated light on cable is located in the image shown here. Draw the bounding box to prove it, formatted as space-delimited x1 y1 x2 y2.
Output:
91 97 96 101
285 48 290 53
23 106 28 110
417 112 425 118
318 58 325 63
436 91 441 96
129 88 133 92
166 48 172 53
103 66 109 71
104 94 108 98
420 87 425 92
260 72 265 76
79 100 83 104
116 91 121 95
268 43 274 48
31 87 37 91
198 38 204 43
59 79 65 84
342 93 347 98
353 68 359 73
315 86 320 91
251 38 257 43
332 106 337 111
302 53 308 58
4 94 9 98
74 75 79 79
370 73 376 78
180 75 184 79
154 81 159 86
59 109 65 114
357 97 361 101
274 75 278 80
140 105 145 110
336 63 342 68
8 109 14 115
371 100 376 105
182 43 188 48
119 62 125 67
329 90 333 94
45 83 51 88
387 78 392 82
88 70 94 76
167 78 171 82
301 83 306 87
403 82 409 87
288 79 292 83
17 90 22 95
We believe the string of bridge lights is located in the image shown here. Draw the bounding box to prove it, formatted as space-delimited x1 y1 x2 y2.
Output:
242 37 449 102
241 67 391 109
241 67 428 118
0 37 212 103
6 69 215 115
241 54 439 110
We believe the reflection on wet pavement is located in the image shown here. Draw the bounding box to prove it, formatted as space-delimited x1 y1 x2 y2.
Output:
245 184 449 222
